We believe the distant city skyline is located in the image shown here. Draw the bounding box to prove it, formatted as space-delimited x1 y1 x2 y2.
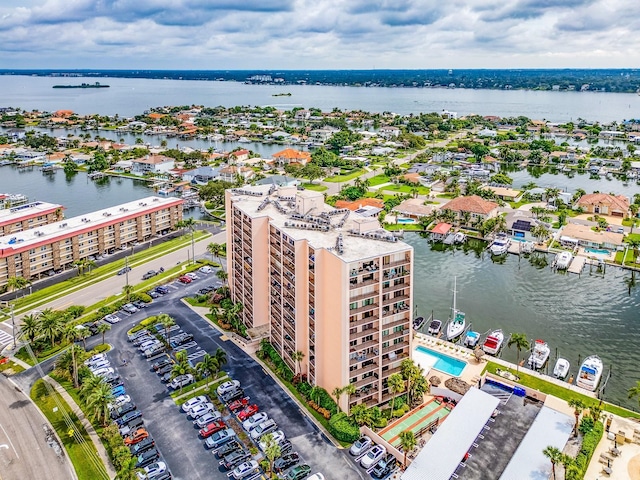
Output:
0 0 637 70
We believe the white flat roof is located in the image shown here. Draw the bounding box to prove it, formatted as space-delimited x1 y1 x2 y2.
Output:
402 388 500 480
499 406 573 480
0 201 62 226
0 196 182 256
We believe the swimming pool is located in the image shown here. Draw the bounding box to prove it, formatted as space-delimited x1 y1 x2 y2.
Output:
397 217 416 224
414 346 467 376
585 247 610 255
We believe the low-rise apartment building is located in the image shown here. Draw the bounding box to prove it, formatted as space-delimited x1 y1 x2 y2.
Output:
226 185 414 410
0 196 182 286
0 201 63 236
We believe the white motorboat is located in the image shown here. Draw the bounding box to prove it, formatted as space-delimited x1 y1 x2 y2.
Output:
576 355 603 391
555 251 573 270
521 241 535 254
413 316 425 331
454 232 466 244
553 358 570 380
482 329 504 356
490 233 510 255
446 278 466 341
463 331 480 348
427 318 442 336
527 339 550 369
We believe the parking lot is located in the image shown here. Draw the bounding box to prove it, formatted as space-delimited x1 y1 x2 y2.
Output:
102 269 365 480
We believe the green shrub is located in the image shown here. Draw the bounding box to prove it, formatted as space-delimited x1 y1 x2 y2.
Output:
140 316 158 327
65 305 86 319
569 421 603 480
91 344 111 354
296 382 312 398
327 413 360 443
136 292 152 303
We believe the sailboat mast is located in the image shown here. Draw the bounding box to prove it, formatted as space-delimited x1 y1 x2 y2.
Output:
452 277 457 316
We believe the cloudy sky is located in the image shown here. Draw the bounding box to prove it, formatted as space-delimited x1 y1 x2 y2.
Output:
0 0 637 69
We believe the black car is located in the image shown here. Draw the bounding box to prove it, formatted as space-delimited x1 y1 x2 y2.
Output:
157 364 173 376
129 436 155 455
132 300 148 309
274 452 300 473
147 290 160 299
155 285 170 294
117 266 132 275
152 358 172 371
116 410 142 426
83 322 100 335
197 288 210 295
220 449 251 470
278 440 293 457
215 440 243 458
221 388 245 404
104 374 123 387
136 448 160 468
121 416 145 433
111 402 136 420
371 453 397 479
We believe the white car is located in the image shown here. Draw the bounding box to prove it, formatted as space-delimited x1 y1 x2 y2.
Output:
138 340 160 351
185 272 198 280
216 380 241 397
181 395 208 413
108 395 131 410
136 461 166 479
169 374 194 390
199 266 213 274
360 445 386 469
250 419 277 440
188 402 215 419
350 435 372 456
88 360 111 371
259 430 285 451
307 475 325 480
230 460 258 480
84 353 108 365
242 412 268 431
194 411 222 428
92 367 115 378
103 314 120 324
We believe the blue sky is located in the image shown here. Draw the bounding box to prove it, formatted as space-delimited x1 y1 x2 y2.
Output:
0 0 636 69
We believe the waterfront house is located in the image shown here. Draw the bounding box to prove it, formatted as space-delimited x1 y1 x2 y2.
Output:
559 223 624 250
429 222 452 241
131 155 175 176
393 199 437 219
181 166 221 185
229 149 250 163
575 193 630 218
379 126 401 139
335 198 385 213
219 165 254 183
272 148 311 166
505 211 546 242
483 186 521 202
441 195 499 226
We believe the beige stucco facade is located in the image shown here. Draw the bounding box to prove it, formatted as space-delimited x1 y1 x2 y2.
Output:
226 185 414 410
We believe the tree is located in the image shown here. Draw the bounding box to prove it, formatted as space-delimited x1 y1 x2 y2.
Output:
19 312 41 344
388 373 405 418
567 398 586 438
398 430 417 468
400 358 419 406
628 380 640 407
332 387 344 412
542 445 564 480
6 276 28 293
302 163 324 184
61 325 81 387
213 347 228 372
39 308 64 349
291 350 305 375
177 217 197 264
342 384 356 416
207 242 224 268
86 380 114 426
261 432 282 476
507 333 529 373
196 353 220 387
122 284 134 302
115 456 143 480
54 344 85 388
216 269 228 286
97 323 111 346
157 314 175 348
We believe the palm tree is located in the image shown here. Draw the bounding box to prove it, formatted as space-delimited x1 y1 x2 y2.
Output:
388 373 405 419
77 328 90 350
216 269 228 286
6 276 28 294
19 312 41 344
80 374 106 402
398 430 417 468
86 380 114 426
122 284 134 302
39 308 64 349
207 242 224 269
261 432 282 476
400 358 419 406
542 445 564 479
196 354 219 387
157 314 175 348
97 323 111 345
628 380 640 407
332 387 344 412
61 325 81 387
567 398 586 438
507 333 529 373
213 347 228 371
170 361 193 395
291 350 305 375
177 217 197 264
342 384 356 416
54 344 85 388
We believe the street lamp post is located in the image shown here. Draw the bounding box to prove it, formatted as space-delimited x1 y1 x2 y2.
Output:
10 304 15 349
125 257 130 287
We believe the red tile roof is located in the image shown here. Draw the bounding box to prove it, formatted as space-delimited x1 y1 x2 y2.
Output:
442 195 499 215
576 193 629 213
272 148 312 161
431 223 452 234
335 198 384 211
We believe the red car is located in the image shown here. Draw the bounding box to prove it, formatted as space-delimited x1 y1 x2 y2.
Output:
123 428 149 446
199 420 226 438
228 397 249 413
237 404 259 422
179 276 192 284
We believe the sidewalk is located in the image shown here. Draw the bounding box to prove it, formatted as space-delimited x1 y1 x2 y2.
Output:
46 376 117 479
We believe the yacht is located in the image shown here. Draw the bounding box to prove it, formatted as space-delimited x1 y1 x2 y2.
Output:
463 331 480 348
427 318 442 336
446 278 466 341
553 358 570 380
490 234 510 255
413 316 425 331
554 251 573 270
482 330 504 356
576 355 603 391
527 339 551 370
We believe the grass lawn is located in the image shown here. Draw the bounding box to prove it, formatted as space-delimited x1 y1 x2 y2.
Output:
437 193 456 199
384 223 424 231
381 184 430 195
170 372 227 399
364 192 396 201
368 174 391 186
482 362 640 419
173 375 229 405
622 218 640 227
0 358 25 374
31 379 108 480
509 200 534 209
323 169 366 183
628 233 640 243
301 183 328 192
16 343 70 366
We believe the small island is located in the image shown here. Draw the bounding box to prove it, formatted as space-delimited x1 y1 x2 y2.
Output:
272 92 291 96
52 82 110 89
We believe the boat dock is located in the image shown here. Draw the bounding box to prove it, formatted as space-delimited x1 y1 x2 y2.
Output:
567 255 587 274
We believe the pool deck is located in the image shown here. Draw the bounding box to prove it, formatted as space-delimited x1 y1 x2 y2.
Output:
380 398 451 446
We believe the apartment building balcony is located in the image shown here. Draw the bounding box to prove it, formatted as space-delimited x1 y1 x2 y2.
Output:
350 375 379 390
349 314 379 329
382 340 409 355
383 329 410 344
351 337 379 352
349 303 379 315
381 316 410 331
382 256 411 270
382 294 410 307
350 263 379 277
350 327 380 343
382 282 409 295
350 276 379 289
381 365 402 378
349 290 380 303
350 361 379 376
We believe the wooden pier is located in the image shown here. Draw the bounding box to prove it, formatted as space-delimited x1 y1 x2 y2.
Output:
567 255 587 274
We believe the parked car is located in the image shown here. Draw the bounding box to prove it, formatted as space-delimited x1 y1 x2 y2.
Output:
219 448 251 470
307 474 325 480
274 452 300 473
199 420 227 438
350 436 372 456
178 276 192 284
88 360 111 371
118 266 132 275
147 290 160 299
169 374 194 390
229 460 259 479
242 412 268 431
204 428 236 449
129 330 150 342
116 410 142 426
197 287 212 295
144 345 166 358
360 445 386 469
371 453 397 479
138 340 161 352
102 314 121 324
136 461 166 480
122 303 139 314
155 285 170 295
156 364 173 376
93 367 115 378
151 357 173 371
133 334 154 346
111 402 136 419
250 420 277 440
119 417 145 437
259 430 285 451
84 353 107 365
104 374 123 387
221 388 245 404
286 465 311 480
237 404 259 422
132 300 148 309
111 385 126 397
194 411 222 428
228 397 250 413
108 395 132 410
188 402 215 419
142 270 158 280
179 393 207 411
124 428 149 446
136 448 160 468
278 440 294 457
199 265 213 274
129 436 155 455
217 380 241 397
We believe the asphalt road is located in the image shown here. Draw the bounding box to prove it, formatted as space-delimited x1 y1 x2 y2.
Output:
0 374 76 480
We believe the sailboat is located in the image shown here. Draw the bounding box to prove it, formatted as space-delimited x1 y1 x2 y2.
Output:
446 278 466 341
